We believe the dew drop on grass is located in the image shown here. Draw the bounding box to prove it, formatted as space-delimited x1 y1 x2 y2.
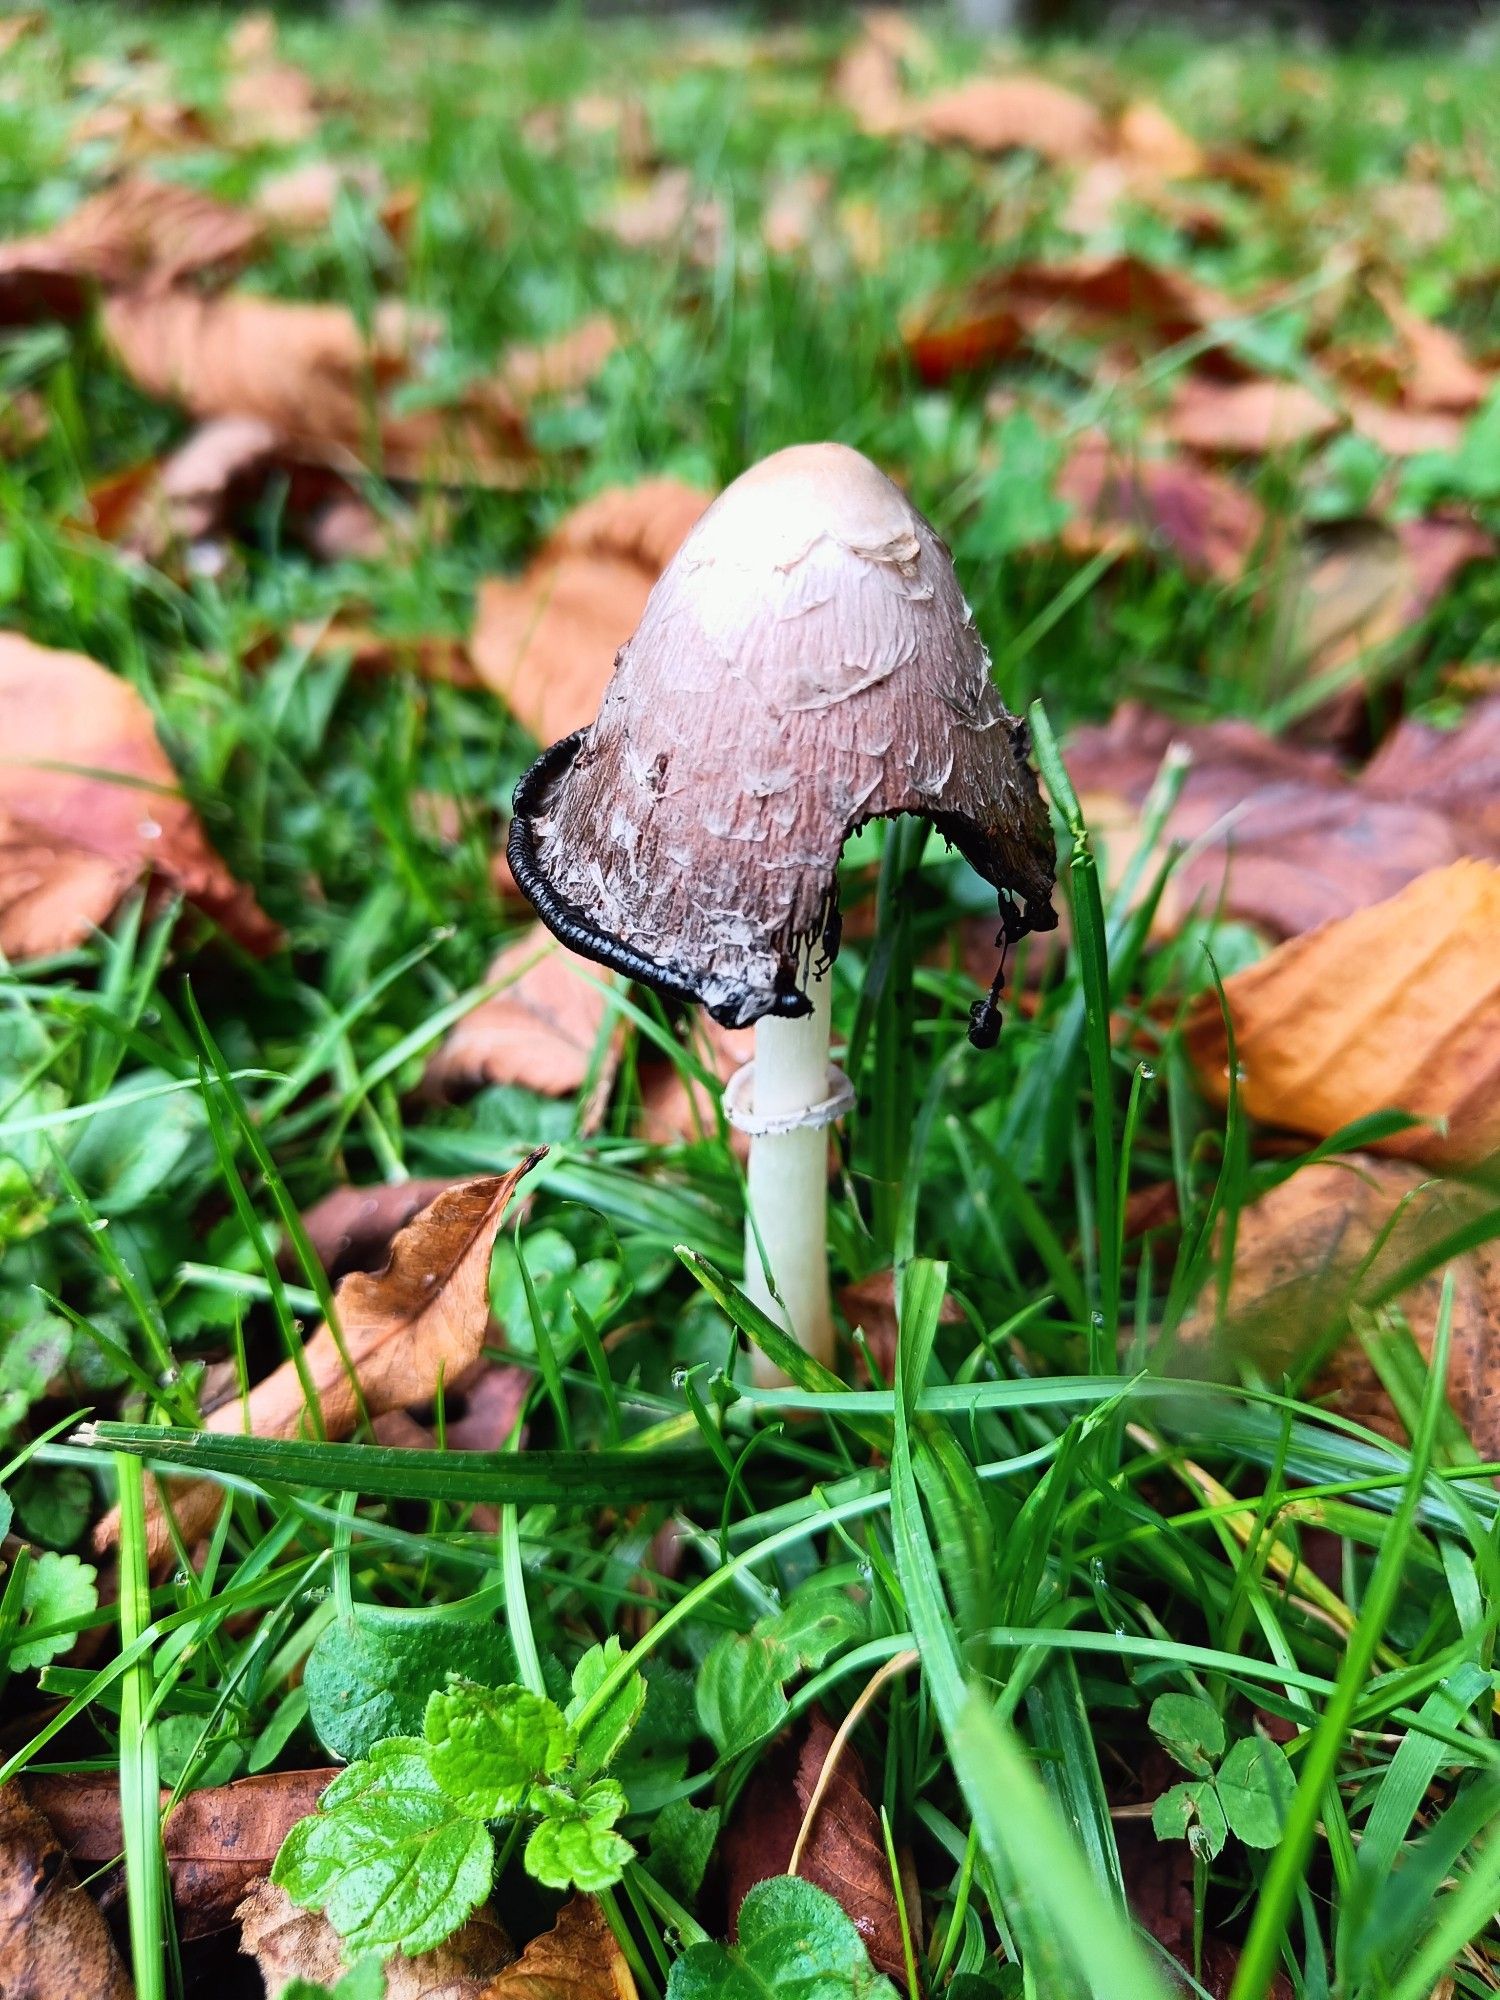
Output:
1090 1309 1104 1328
671 1367 689 1390
1139 1062 1156 1081
88 1216 109 1232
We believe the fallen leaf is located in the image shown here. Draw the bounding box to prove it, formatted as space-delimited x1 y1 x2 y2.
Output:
103 289 536 488
1184 859 1500 1167
294 618 478 687
470 479 711 742
73 87 213 165
840 1269 963 1385
238 1878 514 1998
1115 100 1205 177
221 20 322 150
27 1768 334 1939
253 159 410 240
1345 397 1466 457
1174 1156 1500 1460
1064 703 1479 941
762 172 835 259
1277 517 1493 686
831 9 931 135
1363 693 1500 846
1056 433 1265 582
0 632 281 961
638 1016 754 1151
441 1361 529 1455
423 923 621 1111
1165 377 1342 456
722 1711 906 1983
908 74 1105 163
290 1179 470 1283
1371 278 1492 413
497 316 617 403
0 1781 133 1999
484 1894 638 1998
906 252 1233 385
602 169 722 262
94 1160 540 1561
0 176 262 326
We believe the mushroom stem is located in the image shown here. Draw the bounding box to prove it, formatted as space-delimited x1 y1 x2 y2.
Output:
743 969 835 1380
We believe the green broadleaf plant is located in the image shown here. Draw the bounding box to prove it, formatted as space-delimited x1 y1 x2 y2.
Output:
1148 1694 1294 1858
274 1643 646 1959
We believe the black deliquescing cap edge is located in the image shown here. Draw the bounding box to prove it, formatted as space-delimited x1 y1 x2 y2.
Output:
507 730 815 1031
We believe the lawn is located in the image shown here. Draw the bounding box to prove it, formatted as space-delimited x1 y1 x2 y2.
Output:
0 6 1498 1999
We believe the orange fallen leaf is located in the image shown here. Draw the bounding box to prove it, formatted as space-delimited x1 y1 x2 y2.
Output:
94 1161 540 1561
831 9 932 135
638 1015 754 1151
1115 100 1205 178
471 478 711 742
0 1782 132 2000
423 923 622 1113
220 13 322 150
103 287 536 487
1345 397 1466 457
1175 1156 1500 1461
498 315 617 402
239 1879 515 1998
908 74 1105 163
1056 433 1265 582
252 159 409 239
603 168 723 263
1371 278 1492 414
289 1178 470 1283
0 633 280 961
1065 703 1479 942
1165 376 1342 456
27 1768 334 1940
906 252 1233 385
1184 860 1500 1168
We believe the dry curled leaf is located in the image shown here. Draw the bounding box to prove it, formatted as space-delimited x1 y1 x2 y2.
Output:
104 289 537 488
1185 860 1500 1168
423 923 622 1113
1065 703 1480 942
0 633 280 961
907 252 1232 385
0 176 262 327
0 1781 133 1999
289 1178 469 1283
722 1711 907 1983
482 1895 637 1999
1277 517 1493 687
471 479 711 742
27 1769 334 1940
1164 376 1342 456
1174 1156 1500 1460
1056 434 1265 582
908 74 1105 162
94 1161 540 1561
238 1878 514 1998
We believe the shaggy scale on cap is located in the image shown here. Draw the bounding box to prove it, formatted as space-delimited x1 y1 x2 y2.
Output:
509 441 1057 1030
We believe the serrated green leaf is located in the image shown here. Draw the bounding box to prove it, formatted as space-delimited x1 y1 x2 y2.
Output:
272 1740 492 1959
9 1550 98 1671
1151 1779 1228 1861
648 1798 720 1904
754 1582 869 1674
13 1464 92 1549
666 1876 898 1999
1216 1733 1297 1849
1148 1694 1225 1778
567 1636 645 1778
306 1608 513 1762
280 1959 386 2000
424 1680 572 1819
524 1813 635 1893
695 1632 788 1758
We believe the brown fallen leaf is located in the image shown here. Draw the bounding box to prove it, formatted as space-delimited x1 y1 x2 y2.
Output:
830 9 932 136
27 1768 334 1940
840 1269 964 1385
1184 860 1500 1168
483 1895 638 1998
1345 397 1466 457
423 923 622 1112
0 633 280 961
638 1015 754 1151
1115 100 1205 178
238 1878 514 1998
290 1178 468 1283
103 289 537 488
1064 703 1480 942
1056 433 1265 582
602 169 723 263
498 317 617 403
221 15 323 151
1370 278 1492 414
471 479 711 742
94 1160 540 1561
253 159 413 242
0 176 262 327
294 617 478 687
1165 376 1343 456
722 1710 906 1983
1173 1155 1500 1460
1276 517 1493 688
72 87 213 166
1364 693 1500 847
907 74 1105 163
906 252 1233 385
0 1781 133 1999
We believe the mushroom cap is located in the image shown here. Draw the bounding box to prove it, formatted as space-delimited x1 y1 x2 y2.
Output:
509 441 1057 1029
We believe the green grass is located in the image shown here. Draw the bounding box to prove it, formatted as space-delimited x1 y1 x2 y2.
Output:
2 5 1500 1998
